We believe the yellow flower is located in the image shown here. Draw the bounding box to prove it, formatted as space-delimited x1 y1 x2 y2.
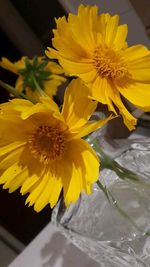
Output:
0 78 111 212
0 56 66 101
46 4 150 130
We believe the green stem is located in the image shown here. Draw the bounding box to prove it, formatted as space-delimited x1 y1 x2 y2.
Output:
91 137 150 187
0 80 36 103
96 180 145 234
113 161 150 189
96 180 110 202
32 76 48 97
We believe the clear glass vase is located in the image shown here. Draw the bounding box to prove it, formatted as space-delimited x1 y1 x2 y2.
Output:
52 128 150 267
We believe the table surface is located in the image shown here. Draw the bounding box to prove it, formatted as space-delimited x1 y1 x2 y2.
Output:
8 222 100 267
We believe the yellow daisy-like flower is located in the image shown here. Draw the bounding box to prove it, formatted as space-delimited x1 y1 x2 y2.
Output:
0 56 66 101
46 4 150 130
0 78 111 212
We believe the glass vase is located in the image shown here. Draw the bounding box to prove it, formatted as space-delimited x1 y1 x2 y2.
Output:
52 128 150 267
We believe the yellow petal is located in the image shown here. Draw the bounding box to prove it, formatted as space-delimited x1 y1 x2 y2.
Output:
0 162 24 185
50 16 88 60
45 61 65 74
105 15 119 47
80 140 100 183
21 175 40 195
7 169 28 193
127 53 150 72
109 84 137 130
49 53 93 77
127 55 150 69
124 45 150 62
60 146 81 205
62 79 97 131
0 99 32 119
91 77 117 114
0 147 24 170
7 99 34 115
0 100 34 142
0 57 18 74
118 81 150 112
91 77 107 105
129 69 150 82
69 5 99 49
25 89 41 103
25 174 49 207
15 76 24 93
63 139 99 206
64 163 82 206
0 120 28 144
0 57 25 74
18 146 44 178
98 13 111 38
49 177 62 209
113 24 128 49
91 77 135 130
0 141 26 157
79 69 97 84
73 115 113 139
44 76 66 97
19 97 63 122
34 173 62 212
55 157 73 204
47 47 95 84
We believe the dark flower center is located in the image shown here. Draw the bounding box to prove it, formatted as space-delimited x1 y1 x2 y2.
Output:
28 125 66 163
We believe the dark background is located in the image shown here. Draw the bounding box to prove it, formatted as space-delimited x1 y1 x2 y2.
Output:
0 0 66 245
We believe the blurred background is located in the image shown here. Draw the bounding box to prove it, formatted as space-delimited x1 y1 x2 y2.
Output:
0 0 150 266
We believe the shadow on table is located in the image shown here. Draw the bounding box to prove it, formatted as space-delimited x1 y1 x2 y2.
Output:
41 231 99 267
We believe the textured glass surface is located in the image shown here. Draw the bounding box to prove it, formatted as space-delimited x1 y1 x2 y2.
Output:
52 132 150 267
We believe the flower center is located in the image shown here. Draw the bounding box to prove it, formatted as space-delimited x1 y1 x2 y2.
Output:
93 47 128 80
28 125 66 164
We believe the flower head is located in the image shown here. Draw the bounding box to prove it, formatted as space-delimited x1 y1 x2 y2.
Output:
0 56 66 101
0 78 111 212
46 4 150 130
